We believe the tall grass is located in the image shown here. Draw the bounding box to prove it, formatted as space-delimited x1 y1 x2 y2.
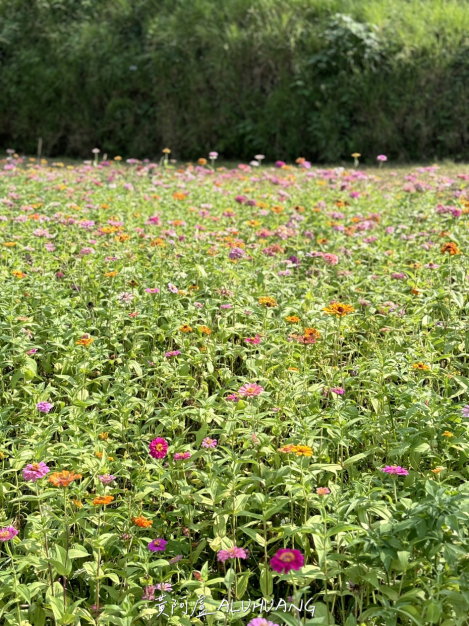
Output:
0 0 469 161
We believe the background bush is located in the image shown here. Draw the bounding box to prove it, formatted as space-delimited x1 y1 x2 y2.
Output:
1 0 469 162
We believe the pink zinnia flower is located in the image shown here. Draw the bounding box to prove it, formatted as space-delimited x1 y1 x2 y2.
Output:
148 538 167 552
248 619 280 626
27 348 38 355
244 335 262 345
156 582 173 592
142 585 156 600
226 393 239 402
194 302 203 308
462 405 469 417
168 283 178 293
168 555 183 564
173 452 191 461
98 474 116 484
201 437 217 449
322 253 339 266
0 526 19 542
23 462 50 482
316 487 330 496
217 546 247 562
149 437 168 459
165 350 181 357
377 155 388 162
36 401 53 413
381 465 408 476
330 387 344 395
270 548 304 573
238 383 263 397
145 288 160 294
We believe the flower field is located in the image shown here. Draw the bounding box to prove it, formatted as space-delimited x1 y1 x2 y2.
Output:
1 152 469 626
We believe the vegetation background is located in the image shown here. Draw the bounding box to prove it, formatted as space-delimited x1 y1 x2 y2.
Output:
1 0 469 162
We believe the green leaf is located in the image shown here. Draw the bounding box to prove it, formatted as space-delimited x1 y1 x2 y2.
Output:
259 565 273 597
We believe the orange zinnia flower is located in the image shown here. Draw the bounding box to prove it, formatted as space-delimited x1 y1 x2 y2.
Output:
199 326 211 335
98 432 109 440
441 242 460 255
258 296 278 307
49 470 82 488
442 431 453 438
12 270 26 278
76 336 95 346
304 328 321 338
323 303 354 317
93 495 114 506
172 192 187 200
293 445 313 457
413 363 430 371
133 516 153 528
285 316 300 323
179 324 193 333
278 444 296 454
104 271 118 277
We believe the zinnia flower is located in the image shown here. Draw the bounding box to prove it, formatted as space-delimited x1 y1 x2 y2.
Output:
98 474 116 485
149 438 168 459
462 405 469 417
323 303 354 317
0 527 19 542
316 487 330 496
36 401 53 413
381 466 409 476
156 583 173 592
133 516 153 528
244 335 262 345
201 437 217 449
247 619 279 626
148 538 167 552
23 462 50 482
173 452 191 461
168 283 178 293
217 546 247 561
238 383 264 397
165 350 181 358
270 548 304 573
49 470 82 487
330 387 345 395
93 495 114 506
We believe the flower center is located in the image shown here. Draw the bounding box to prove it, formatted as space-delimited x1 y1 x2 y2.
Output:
0 530 9 539
31 463 40 470
279 551 295 562
156 444 163 451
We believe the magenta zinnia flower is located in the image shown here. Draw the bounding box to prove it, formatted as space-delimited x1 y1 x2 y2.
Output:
165 350 181 358
0 526 19 542
330 387 344 395
23 462 50 483
270 548 304 573
149 437 168 459
381 465 409 476
148 538 167 552
145 288 160 294
462 405 469 417
36 401 53 413
217 546 247 562
201 437 217 449
238 383 263 397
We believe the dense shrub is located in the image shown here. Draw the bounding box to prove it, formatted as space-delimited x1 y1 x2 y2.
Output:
1 0 469 161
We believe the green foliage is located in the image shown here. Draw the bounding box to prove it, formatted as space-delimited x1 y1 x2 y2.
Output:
1 0 469 161
1 146 469 624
